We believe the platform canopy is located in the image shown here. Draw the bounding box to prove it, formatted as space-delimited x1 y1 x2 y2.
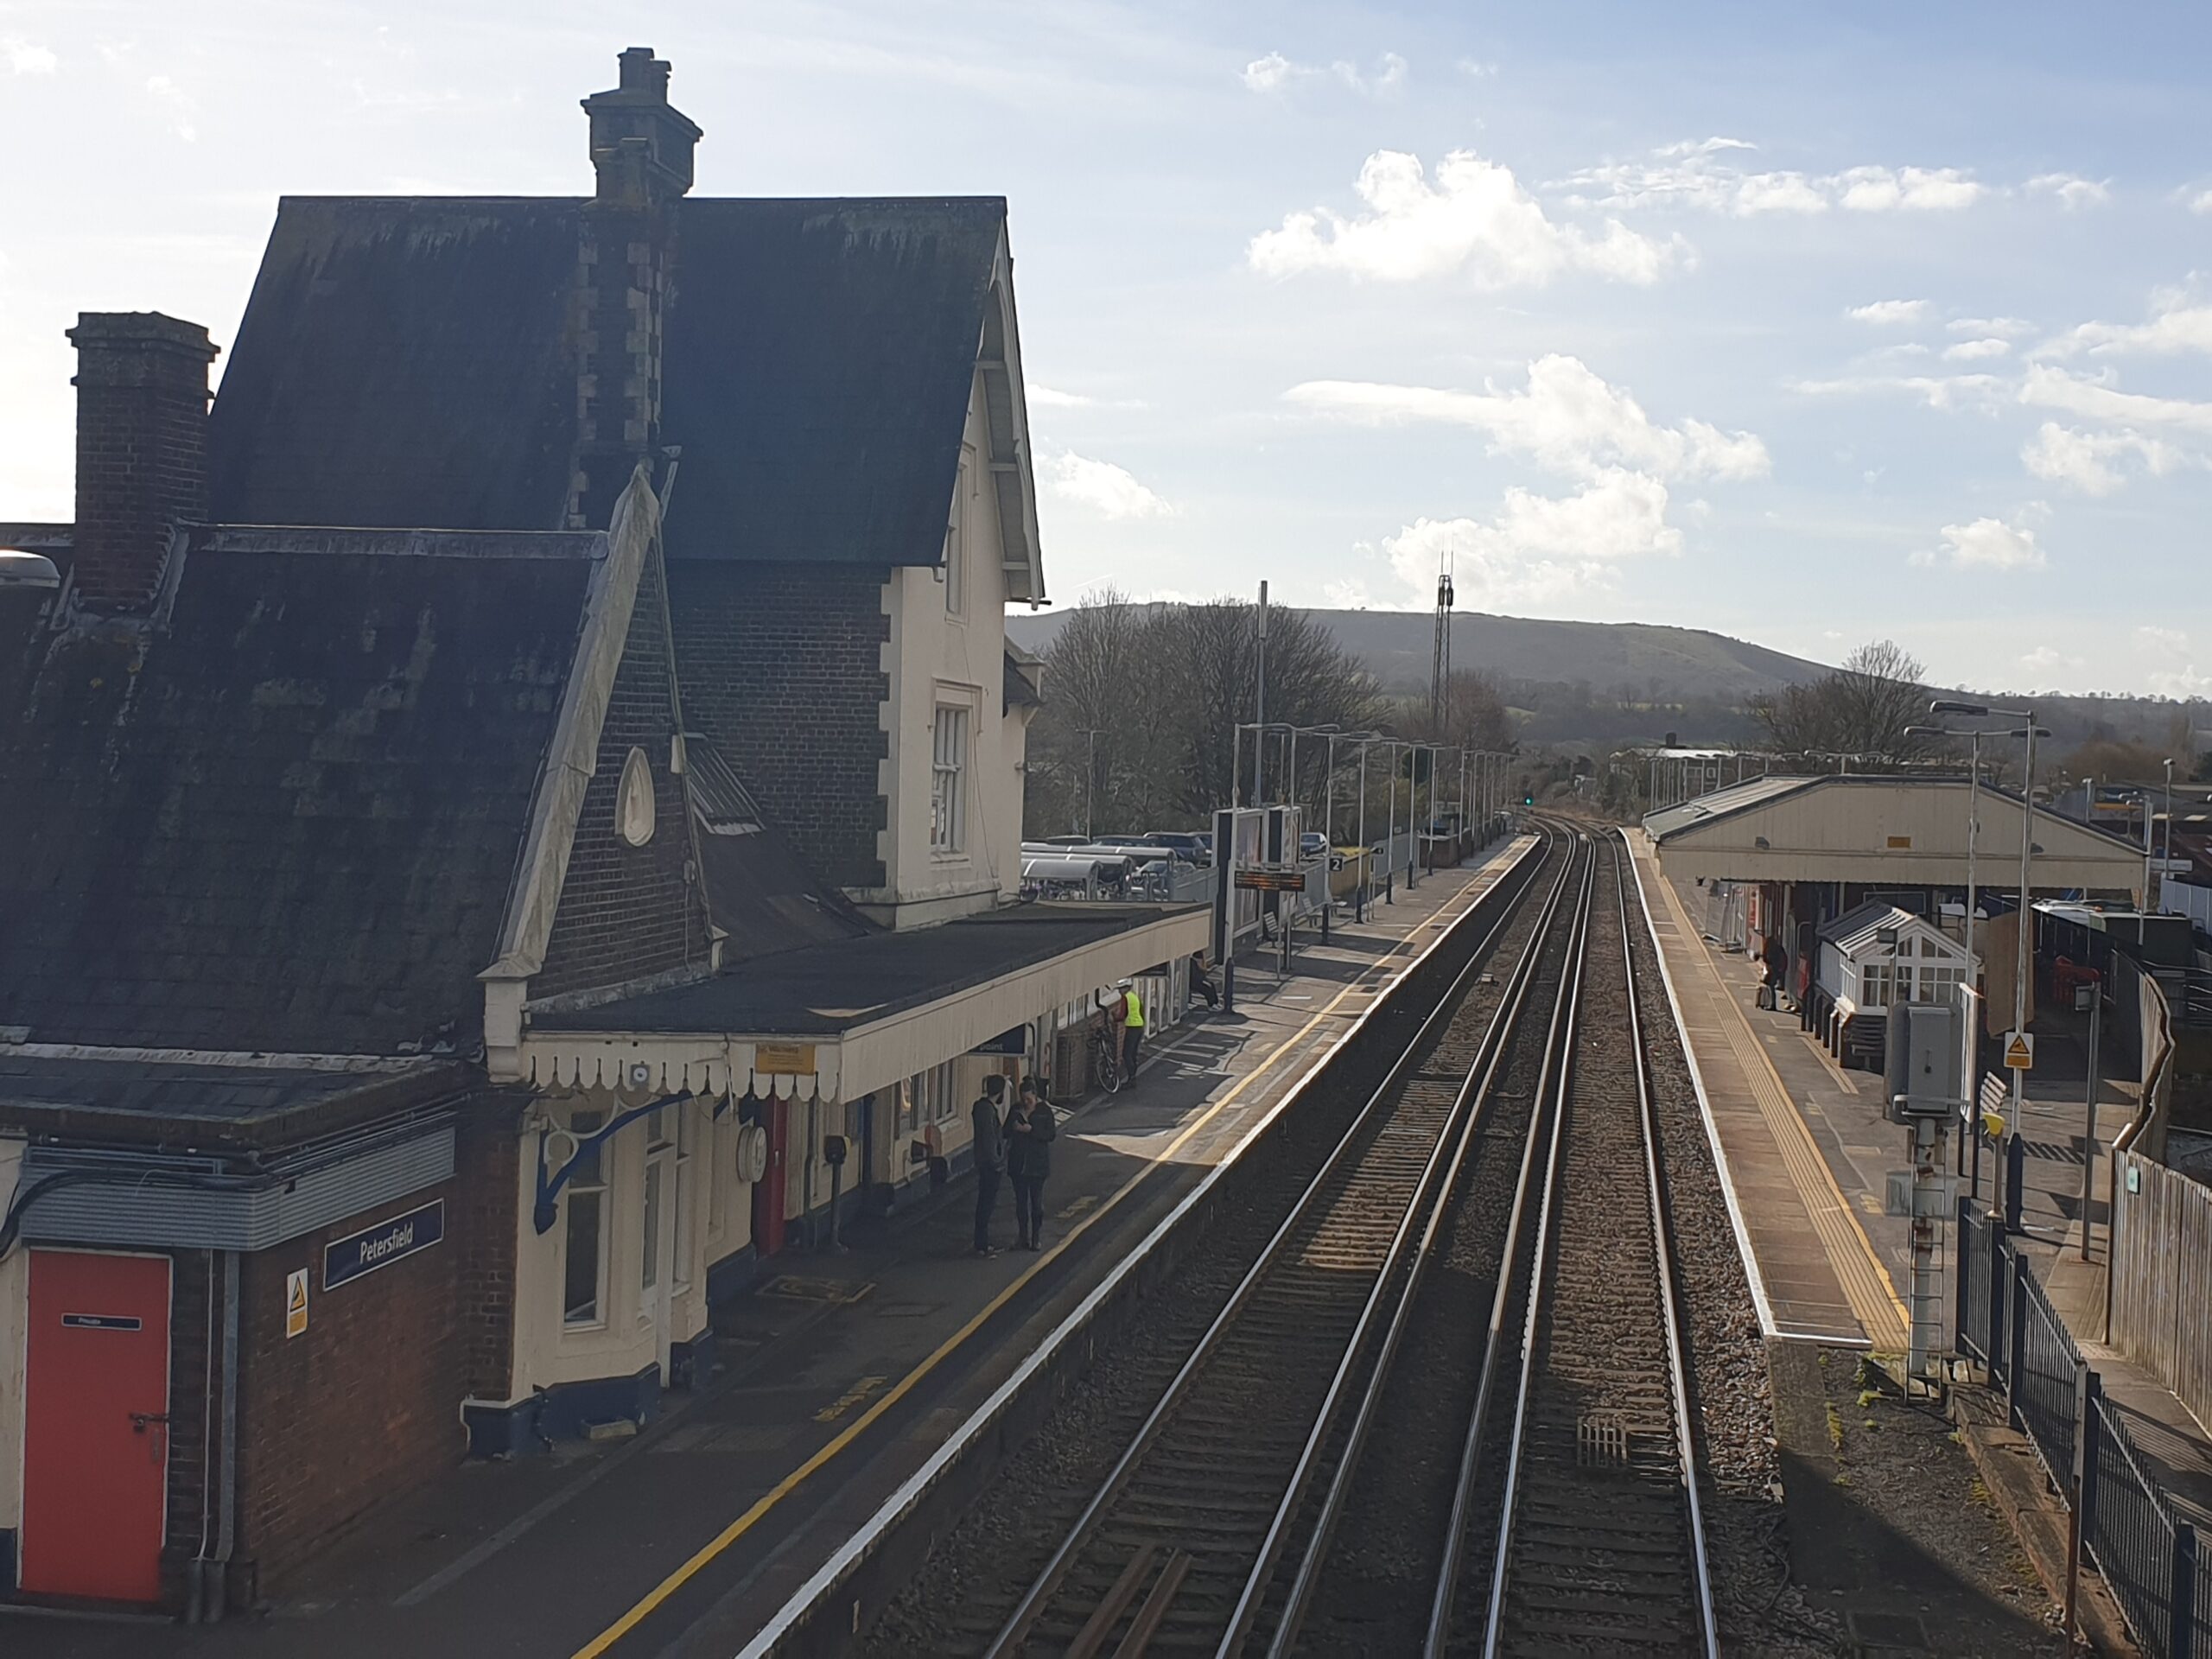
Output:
1644 774 2144 893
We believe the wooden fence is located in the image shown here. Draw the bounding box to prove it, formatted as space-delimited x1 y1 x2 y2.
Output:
2112 1148 2212 1435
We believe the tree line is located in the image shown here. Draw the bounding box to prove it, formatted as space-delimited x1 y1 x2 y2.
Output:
1021 590 1513 842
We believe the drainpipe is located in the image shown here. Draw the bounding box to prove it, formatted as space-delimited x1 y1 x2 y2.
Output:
188 1251 218 1621
209 1249 241 1618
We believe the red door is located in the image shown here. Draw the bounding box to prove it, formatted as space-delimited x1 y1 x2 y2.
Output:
22 1250 172 1603
752 1096 789 1256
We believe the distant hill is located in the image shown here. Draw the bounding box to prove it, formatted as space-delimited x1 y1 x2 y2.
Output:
1005 606 1832 703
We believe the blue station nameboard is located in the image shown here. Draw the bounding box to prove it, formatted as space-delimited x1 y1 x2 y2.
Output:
323 1199 444 1291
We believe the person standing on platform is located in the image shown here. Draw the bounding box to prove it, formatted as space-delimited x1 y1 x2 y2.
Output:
1117 977 1146 1079
1005 1077 1057 1250
971 1075 1007 1256
1190 952 1219 1011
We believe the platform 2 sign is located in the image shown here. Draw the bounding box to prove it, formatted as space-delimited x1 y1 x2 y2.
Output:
1234 867 1308 893
323 1199 444 1292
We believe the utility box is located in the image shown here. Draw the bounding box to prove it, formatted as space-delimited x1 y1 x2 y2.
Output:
1885 1001 1963 1122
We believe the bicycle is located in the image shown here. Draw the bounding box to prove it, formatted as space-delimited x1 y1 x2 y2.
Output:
1087 1020 1123 1094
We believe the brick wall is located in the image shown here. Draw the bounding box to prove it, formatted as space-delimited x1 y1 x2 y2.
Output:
232 1179 467 1589
667 561 891 892
457 1100 523 1400
535 549 711 999
68 313 219 611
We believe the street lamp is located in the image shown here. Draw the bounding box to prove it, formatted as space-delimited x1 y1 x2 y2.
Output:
1932 700 2041 1129
2163 756 2176 913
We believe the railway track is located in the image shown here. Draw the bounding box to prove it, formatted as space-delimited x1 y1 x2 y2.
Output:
1446 830 1718 1657
851 822 1721 1659
969 829 1585 1658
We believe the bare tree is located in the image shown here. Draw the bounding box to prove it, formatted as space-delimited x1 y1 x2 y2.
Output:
1748 638 1929 766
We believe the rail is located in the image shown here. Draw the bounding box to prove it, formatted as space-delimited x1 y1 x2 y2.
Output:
1466 832 1718 1657
977 828 1578 1656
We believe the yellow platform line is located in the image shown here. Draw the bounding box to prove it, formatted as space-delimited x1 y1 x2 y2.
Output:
569 849 1527 1657
1650 868 1910 1351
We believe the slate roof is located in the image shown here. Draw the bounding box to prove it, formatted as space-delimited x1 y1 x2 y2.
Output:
209 194 1007 569
0 526 601 1054
683 734 873 965
532 905 1197 1036
0 1052 476 1146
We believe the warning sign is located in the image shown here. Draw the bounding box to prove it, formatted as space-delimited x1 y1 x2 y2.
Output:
2003 1031 2036 1071
285 1268 308 1339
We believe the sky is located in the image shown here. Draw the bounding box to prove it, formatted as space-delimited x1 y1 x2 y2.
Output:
0 2 2208 697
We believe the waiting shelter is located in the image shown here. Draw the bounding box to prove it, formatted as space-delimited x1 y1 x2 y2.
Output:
1808 902 1970 1070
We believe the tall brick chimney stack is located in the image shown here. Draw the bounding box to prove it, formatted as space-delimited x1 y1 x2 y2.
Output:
68 312 219 611
569 48 701 529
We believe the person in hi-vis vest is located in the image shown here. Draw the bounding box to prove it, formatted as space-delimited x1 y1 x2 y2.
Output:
1116 977 1145 1080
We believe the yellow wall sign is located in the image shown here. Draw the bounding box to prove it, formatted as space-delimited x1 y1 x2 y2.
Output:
1885 835 1913 849
754 1041 817 1075
285 1268 308 1339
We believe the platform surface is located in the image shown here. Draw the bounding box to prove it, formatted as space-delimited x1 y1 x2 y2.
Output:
3 842 1535 1659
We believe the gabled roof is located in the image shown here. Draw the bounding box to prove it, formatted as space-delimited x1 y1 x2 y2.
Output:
1642 772 1813 840
1819 901 1963 959
682 734 873 966
207 194 1045 590
0 525 603 1055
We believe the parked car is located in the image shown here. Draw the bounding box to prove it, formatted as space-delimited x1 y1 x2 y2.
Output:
1300 831 1328 861
1143 830 1210 865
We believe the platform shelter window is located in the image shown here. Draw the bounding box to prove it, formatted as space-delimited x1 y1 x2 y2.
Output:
911 1059 958 1126
672 1105 695 1297
642 1109 671 1294
563 1109 607 1325
931 707 969 852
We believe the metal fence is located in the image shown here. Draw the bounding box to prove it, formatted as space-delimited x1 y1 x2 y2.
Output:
1959 1198 2205 1658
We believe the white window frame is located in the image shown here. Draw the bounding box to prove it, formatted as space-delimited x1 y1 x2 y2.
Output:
672 1103 696 1296
931 704 969 854
561 1107 610 1329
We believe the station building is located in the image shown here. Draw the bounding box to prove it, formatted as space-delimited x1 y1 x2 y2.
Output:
1644 772 2146 1055
0 51 1204 1613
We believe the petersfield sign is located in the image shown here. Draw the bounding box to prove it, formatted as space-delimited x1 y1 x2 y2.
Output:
323 1199 445 1291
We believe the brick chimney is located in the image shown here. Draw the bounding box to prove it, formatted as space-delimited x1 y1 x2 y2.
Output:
569 48 702 529
68 312 219 611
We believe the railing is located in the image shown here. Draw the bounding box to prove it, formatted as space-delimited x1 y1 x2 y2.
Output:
1959 1198 2203 1658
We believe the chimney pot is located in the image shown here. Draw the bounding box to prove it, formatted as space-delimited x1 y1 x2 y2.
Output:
67 312 219 613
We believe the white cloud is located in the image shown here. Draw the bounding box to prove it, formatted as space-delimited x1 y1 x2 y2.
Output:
1786 372 2006 410
1458 58 1498 79
2020 365 2212 433
1240 51 1294 93
1242 50 1405 97
1927 510 2047 570
3 36 57 74
1323 579 1376 609
1557 142 1989 218
1557 137 1827 217
1833 165 1985 212
1376 469 1681 607
1951 316 2034 338
1284 354 1768 481
2026 172 2112 209
2021 645 2087 676
1049 452 1176 519
1332 53 1408 97
2043 293 2212 359
1027 385 1092 409
1847 298 1930 325
145 74 198 142
2194 189 2212 216
2021 422 2183 494
2135 627 2211 696
1250 149 1682 287
1942 337 2012 361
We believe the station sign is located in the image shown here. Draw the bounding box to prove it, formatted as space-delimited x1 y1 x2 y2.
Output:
754 1041 817 1076
2003 1031 2035 1071
323 1199 445 1291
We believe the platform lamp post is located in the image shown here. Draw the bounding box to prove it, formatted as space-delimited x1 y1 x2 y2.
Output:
1932 701 2044 1177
